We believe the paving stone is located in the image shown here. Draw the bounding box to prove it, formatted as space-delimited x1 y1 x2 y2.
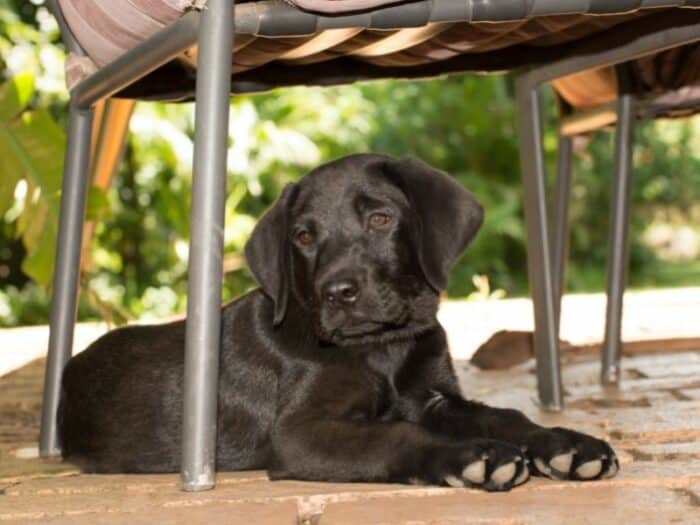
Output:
628 442 700 461
4 459 700 523
685 483 700 507
0 500 300 524
319 486 699 525
604 404 700 442
564 390 677 411
0 472 441 519
523 401 700 445
678 388 700 401
565 376 700 399
625 352 700 379
2 324 700 524
0 451 76 480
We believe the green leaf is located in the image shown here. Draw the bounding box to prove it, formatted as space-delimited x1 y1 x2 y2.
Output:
20 195 48 250
0 73 35 123
15 178 36 239
8 109 65 203
0 127 22 215
21 219 57 286
7 109 66 227
0 74 37 216
86 187 110 222
1 106 66 286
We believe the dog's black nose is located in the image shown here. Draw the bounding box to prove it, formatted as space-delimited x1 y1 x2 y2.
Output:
323 279 360 306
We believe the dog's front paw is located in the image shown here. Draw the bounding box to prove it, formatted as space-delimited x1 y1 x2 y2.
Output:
525 427 619 481
431 439 530 492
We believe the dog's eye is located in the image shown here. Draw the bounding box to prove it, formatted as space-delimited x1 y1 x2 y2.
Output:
296 230 314 246
369 212 392 228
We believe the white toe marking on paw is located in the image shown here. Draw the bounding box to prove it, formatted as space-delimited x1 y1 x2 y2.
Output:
444 474 465 488
462 460 486 484
603 460 619 479
550 451 575 473
534 458 552 477
491 462 516 485
514 465 530 486
576 459 602 479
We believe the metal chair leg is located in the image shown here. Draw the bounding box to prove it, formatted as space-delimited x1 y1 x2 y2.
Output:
601 92 635 385
39 103 94 457
515 77 564 411
180 0 234 492
551 134 573 325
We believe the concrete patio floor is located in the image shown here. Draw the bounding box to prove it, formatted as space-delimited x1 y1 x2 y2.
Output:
1 293 700 523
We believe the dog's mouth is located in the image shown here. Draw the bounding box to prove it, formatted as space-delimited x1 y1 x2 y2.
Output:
318 308 413 345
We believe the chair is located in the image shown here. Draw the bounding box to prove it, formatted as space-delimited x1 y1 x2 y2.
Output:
530 49 700 393
42 0 700 491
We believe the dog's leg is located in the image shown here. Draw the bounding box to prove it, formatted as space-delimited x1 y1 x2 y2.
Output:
269 366 529 491
269 417 529 491
421 392 619 481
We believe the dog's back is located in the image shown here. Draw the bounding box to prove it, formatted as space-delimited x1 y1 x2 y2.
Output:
57 291 278 473
58 320 188 472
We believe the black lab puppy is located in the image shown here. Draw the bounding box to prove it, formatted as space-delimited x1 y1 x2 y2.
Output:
58 154 618 491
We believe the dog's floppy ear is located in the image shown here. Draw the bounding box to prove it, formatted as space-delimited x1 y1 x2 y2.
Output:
385 156 484 292
245 183 297 325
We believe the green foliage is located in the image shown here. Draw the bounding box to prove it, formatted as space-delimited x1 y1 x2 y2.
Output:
0 73 32 208
0 73 65 285
0 282 50 326
565 117 700 292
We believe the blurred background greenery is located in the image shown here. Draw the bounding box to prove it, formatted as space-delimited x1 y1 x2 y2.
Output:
1 0 699 328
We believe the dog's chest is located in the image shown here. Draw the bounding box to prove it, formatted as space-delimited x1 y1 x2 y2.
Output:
365 343 420 422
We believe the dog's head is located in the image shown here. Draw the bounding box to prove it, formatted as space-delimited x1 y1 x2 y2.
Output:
245 154 483 346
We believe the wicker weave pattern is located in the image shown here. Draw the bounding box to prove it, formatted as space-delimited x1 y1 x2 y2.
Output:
58 0 195 67
289 0 700 16
58 0 700 109
59 0 700 68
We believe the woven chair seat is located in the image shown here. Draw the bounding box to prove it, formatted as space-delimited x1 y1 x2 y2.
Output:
59 0 700 112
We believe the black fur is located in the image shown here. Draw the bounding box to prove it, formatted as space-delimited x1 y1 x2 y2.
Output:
58 154 617 490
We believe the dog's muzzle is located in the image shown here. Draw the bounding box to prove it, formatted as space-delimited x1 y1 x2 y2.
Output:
322 278 360 307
